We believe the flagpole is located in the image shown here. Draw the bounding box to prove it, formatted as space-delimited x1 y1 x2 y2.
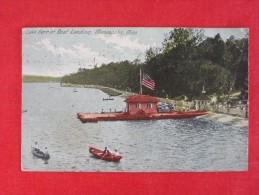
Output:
140 68 142 94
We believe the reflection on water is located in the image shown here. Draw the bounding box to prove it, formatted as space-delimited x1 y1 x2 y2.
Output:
22 83 248 172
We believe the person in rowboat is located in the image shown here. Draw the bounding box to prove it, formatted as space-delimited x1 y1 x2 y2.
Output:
103 147 109 154
44 147 49 154
114 149 120 157
34 142 39 152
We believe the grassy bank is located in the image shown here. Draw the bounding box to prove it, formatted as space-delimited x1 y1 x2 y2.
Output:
61 83 129 96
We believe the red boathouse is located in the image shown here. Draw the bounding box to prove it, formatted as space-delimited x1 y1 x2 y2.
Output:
125 94 159 115
77 94 207 123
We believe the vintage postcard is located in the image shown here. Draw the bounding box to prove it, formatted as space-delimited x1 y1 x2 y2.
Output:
22 27 248 172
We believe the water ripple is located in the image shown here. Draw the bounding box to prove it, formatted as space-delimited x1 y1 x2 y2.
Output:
22 83 248 172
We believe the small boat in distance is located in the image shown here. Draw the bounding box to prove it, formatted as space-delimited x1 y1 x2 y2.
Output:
31 147 50 160
103 96 114 101
89 146 122 162
73 88 77 92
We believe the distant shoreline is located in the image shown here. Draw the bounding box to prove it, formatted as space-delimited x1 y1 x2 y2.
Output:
22 75 61 83
60 83 135 97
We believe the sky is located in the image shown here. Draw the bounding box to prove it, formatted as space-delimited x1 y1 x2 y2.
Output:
22 27 248 77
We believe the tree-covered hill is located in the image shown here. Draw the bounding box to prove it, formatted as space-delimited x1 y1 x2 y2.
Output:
61 28 248 102
61 60 141 93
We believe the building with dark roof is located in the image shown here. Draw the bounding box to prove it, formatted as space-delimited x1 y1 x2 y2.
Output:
195 94 211 111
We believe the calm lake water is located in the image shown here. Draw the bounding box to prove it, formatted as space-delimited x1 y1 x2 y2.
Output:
22 83 248 172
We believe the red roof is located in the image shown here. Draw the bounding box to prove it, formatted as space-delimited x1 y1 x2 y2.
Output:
125 94 160 103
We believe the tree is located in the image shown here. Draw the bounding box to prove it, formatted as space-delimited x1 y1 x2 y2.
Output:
61 29 248 102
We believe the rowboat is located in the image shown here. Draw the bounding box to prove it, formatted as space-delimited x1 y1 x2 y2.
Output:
32 147 50 160
89 146 122 162
103 97 114 101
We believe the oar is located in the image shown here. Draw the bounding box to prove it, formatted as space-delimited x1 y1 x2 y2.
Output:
100 153 107 160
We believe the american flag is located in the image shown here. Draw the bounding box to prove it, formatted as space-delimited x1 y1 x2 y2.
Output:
142 72 155 90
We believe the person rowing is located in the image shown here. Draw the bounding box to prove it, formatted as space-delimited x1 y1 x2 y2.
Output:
101 147 110 160
34 142 40 152
103 147 110 155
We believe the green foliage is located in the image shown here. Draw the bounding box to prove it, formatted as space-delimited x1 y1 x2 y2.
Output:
61 28 248 102
61 61 141 92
